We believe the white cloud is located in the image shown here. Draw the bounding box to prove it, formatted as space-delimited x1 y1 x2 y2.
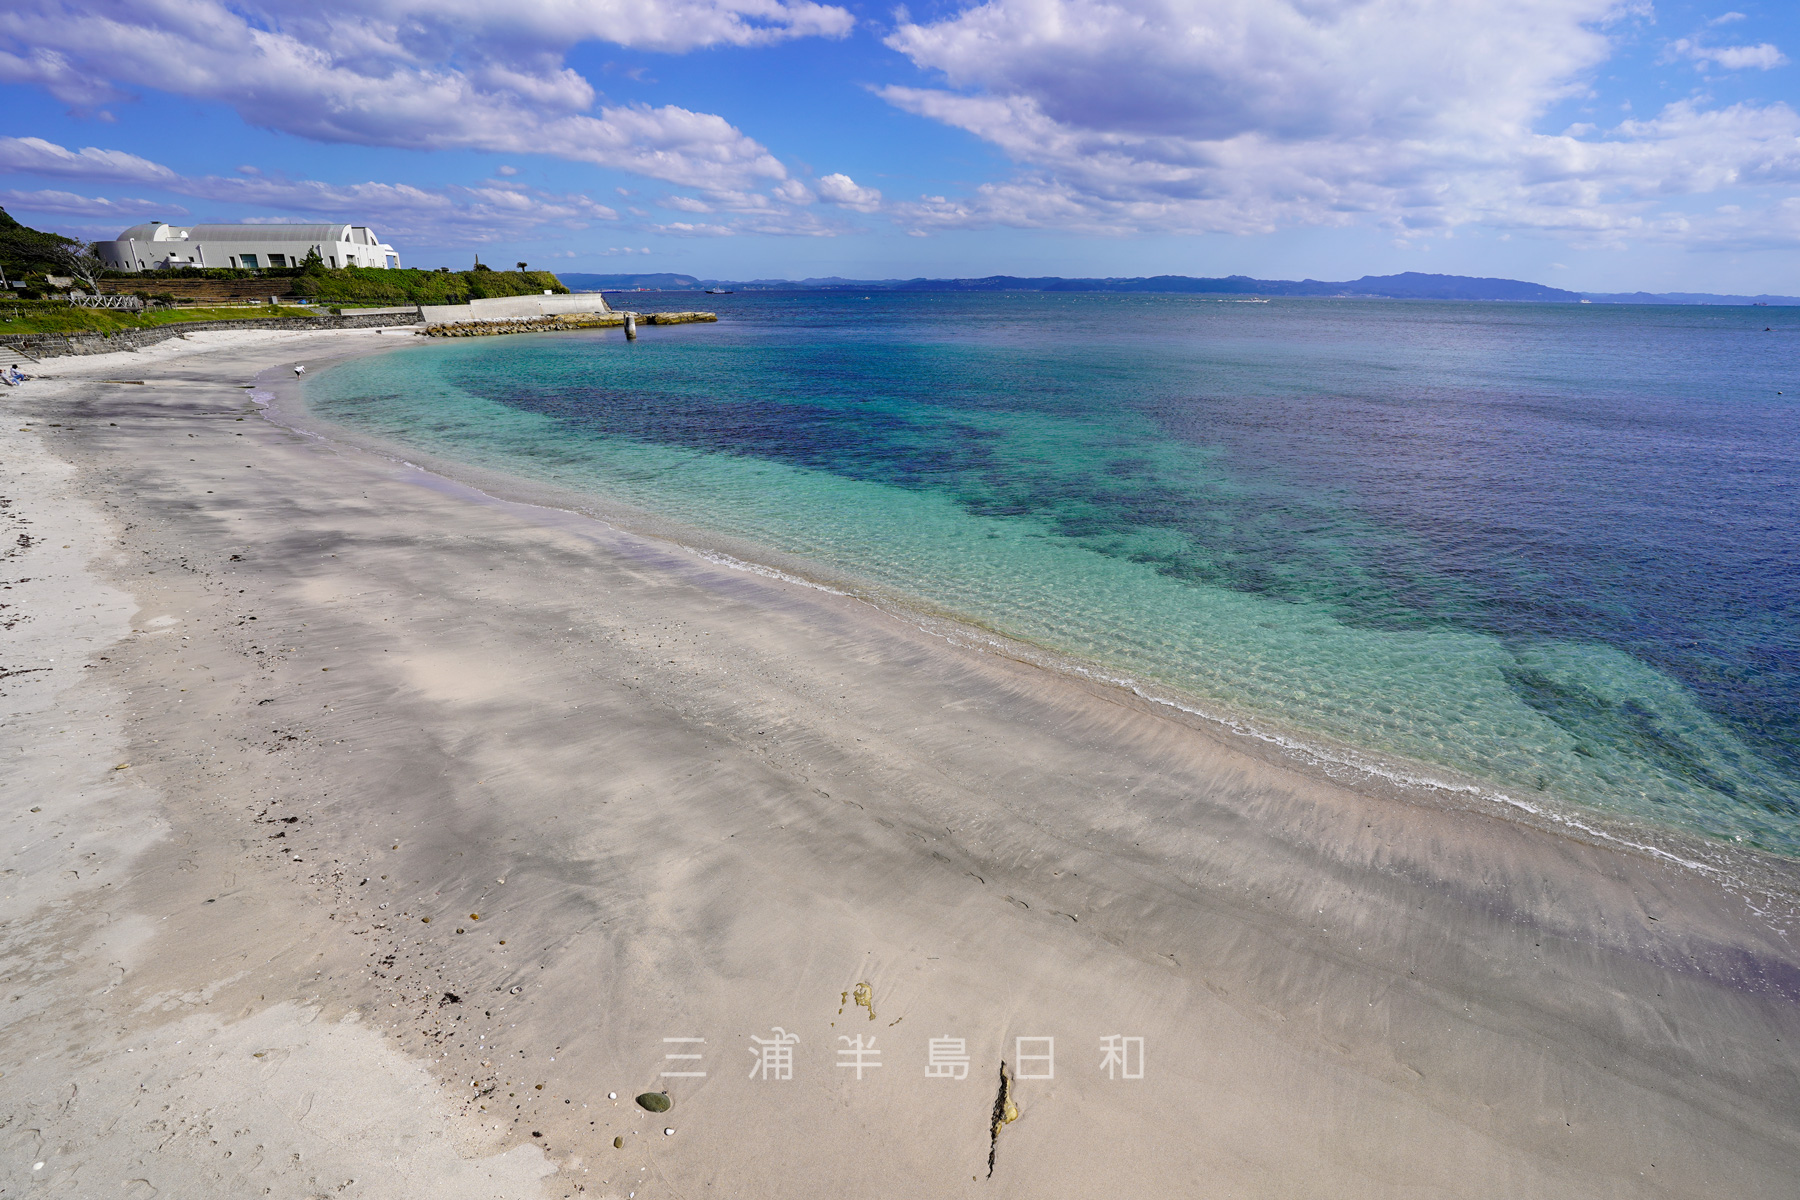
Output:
877 0 1800 245
0 1 849 189
0 188 183 218
334 0 854 54
816 173 882 211
1667 38 1789 71
887 0 1622 145
0 46 118 108
0 136 178 185
0 139 620 244
772 178 816 204
654 208 849 236
648 182 870 234
1629 195 1800 252
0 129 866 241
730 210 852 235
655 220 739 236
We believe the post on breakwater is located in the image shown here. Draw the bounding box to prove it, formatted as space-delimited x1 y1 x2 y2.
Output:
624 312 637 340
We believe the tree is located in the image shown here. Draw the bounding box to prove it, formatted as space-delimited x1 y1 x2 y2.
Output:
50 241 106 291
0 206 82 281
300 247 327 275
516 261 528 272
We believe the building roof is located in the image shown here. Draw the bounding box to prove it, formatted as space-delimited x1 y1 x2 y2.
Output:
185 224 356 242
114 223 179 241
108 223 381 243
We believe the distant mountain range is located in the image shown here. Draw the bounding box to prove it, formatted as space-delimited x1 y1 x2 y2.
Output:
557 270 1799 306
561 273 711 292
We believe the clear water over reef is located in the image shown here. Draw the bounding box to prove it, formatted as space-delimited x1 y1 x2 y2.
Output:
306 293 1800 858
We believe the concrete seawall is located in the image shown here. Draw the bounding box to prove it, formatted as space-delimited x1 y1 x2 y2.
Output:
418 293 613 326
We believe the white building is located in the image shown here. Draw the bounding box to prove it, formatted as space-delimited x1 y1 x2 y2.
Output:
95 223 400 272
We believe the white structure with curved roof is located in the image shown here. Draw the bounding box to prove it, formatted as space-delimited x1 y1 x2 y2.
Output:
95 223 400 272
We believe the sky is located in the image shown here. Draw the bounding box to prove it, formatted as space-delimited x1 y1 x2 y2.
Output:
1 1 1797 291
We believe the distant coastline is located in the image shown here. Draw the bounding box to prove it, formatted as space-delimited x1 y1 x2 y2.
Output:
560 269 1800 307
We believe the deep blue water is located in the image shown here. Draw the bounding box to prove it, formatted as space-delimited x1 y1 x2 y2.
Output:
308 293 1800 856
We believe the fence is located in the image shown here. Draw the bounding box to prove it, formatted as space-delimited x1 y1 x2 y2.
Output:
67 294 144 310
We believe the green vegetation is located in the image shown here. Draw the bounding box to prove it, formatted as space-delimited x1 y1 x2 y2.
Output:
0 302 312 336
0 207 88 283
290 264 569 306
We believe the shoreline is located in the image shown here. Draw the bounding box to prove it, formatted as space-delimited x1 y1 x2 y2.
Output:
273 335 1800 910
4 326 1798 1198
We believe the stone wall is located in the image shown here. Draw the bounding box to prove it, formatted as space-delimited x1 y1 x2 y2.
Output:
97 278 301 303
0 310 423 361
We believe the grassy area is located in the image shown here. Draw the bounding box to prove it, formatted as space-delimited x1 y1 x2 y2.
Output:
290 265 568 305
0 303 315 336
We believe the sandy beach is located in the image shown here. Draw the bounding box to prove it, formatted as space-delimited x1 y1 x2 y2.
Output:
3 327 1798 1199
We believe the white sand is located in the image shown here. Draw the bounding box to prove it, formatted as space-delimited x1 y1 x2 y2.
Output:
2 328 1796 1199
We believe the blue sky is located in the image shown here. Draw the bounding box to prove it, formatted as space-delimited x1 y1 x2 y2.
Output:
2 1 1797 291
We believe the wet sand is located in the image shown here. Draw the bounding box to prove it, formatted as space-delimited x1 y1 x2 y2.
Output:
2 328 1798 1199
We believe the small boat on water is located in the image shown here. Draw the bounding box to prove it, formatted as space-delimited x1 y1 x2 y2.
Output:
705 288 733 295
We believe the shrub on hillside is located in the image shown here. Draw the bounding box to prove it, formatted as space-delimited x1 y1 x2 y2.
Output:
0 206 81 279
291 266 568 305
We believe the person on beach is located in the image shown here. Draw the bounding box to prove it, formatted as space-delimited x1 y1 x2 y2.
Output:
293 364 306 376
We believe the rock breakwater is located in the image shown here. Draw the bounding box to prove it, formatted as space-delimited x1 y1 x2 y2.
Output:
424 312 716 338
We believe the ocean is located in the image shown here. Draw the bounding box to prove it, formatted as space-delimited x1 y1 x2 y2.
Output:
304 292 1800 860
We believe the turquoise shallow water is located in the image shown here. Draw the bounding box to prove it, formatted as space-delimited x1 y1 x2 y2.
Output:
306 293 1800 858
